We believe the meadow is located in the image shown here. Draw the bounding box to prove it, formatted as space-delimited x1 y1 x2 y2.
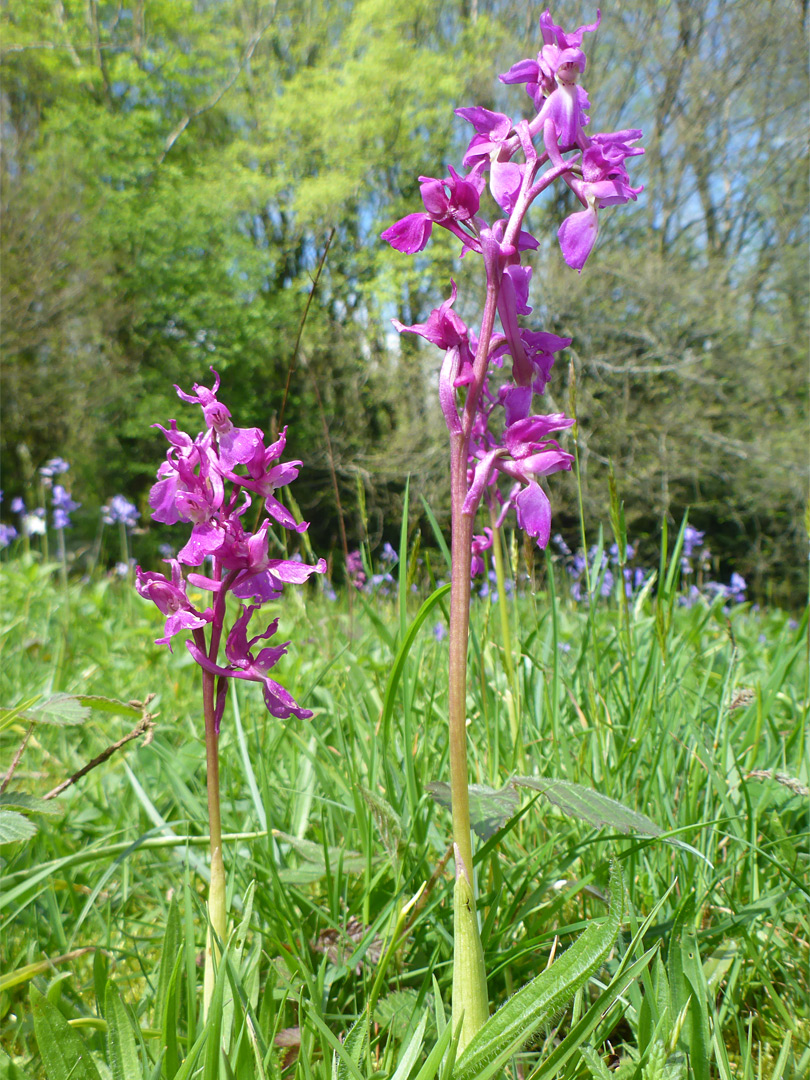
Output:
1 530 807 1079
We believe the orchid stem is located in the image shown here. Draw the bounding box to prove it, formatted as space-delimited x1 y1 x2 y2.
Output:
448 440 489 1051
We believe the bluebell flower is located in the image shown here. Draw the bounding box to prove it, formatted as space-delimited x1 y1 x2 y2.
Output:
40 458 70 480
682 525 705 559
380 542 398 564
0 524 18 549
599 568 614 597
728 572 746 604
51 485 80 529
104 495 140 528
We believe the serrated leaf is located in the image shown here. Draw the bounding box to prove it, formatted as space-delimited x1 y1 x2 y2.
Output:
513 777 662 835
512 777 710 862
31 986 103 1080
374 989 423 1042
425 782 520 840
23 693 91 727
0 811 37 845
74 695 144 718
105 984 141 1080
331 1010 368 1080
452 862 624 1080
0 792 61 816
523 947 657 1080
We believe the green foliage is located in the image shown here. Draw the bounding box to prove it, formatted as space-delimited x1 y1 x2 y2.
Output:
1 1 807 597
0 550 807 1076
452 863 625 1080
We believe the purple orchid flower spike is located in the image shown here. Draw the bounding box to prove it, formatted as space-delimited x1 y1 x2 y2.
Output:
381 12 642 1047
136 373 328 1012
137 370 326 728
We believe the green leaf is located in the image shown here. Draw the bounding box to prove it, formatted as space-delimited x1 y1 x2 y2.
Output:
513 777 662 835
330 1009 368 1080
452 861 624 1080
410 1020 457 1080
0 792 61 816
390 1010 429 1080
769 1031 793 1080
306 1009 366 1080
525 947 658 1080
359 785 403 864
373 989 423 1042
159 951 184 1079
0 810 37 845
154 895 181 1030
22 694 91 727
511 777 709 862
272 831 368 876
202 944 230 1080
30 986 103 1080
0 698 42 734
74 695 144 718
425 782 520 840
105 983 142 1080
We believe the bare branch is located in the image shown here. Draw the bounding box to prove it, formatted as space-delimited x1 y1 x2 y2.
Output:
43 713 155 801
157 10 277 165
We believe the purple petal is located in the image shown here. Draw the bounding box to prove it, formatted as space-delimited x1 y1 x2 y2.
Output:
558 205 599 271
261 678 313 720
514 482 552 548
381 213 433 254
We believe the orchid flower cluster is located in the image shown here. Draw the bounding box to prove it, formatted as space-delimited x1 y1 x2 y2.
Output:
135 371 326 727
383 9 643 550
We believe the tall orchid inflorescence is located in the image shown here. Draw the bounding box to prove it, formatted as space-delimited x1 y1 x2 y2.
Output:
382 9 643 1049
136 370 325 1012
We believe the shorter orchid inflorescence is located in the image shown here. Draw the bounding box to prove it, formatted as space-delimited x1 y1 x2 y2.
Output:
136 370 326 726
136 370 326 1016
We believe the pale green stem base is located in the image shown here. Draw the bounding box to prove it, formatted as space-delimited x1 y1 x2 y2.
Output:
452 849 489 1052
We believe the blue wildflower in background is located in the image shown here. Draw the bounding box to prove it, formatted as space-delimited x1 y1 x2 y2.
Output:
104 495 140 529
51 485 80 530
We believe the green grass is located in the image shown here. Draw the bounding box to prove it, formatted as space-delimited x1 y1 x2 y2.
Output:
1 551 808 1078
